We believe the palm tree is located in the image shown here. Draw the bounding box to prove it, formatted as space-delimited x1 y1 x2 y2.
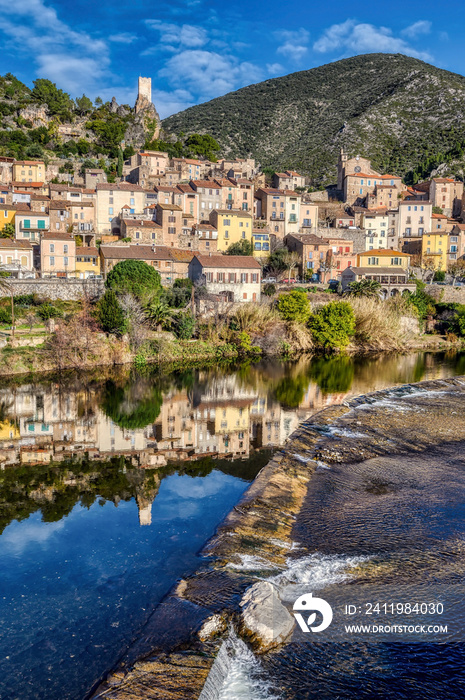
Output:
343 279 382 299
0 271 14 342
146 298 172 331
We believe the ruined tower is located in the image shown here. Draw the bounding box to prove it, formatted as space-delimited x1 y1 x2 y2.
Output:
136 77 152 108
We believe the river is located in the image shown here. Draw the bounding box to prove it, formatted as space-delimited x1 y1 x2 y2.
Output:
0 351 465 700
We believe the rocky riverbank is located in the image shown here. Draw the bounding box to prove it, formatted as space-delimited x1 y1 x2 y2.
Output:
90 375 465 700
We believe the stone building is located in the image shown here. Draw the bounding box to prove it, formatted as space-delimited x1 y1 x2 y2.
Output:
40 232 76 278
255 188 301 238
188 254 261 302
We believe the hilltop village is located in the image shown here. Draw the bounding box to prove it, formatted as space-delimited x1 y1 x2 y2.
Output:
0 78 464 299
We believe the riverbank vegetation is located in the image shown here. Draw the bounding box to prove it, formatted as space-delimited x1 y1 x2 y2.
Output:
0 268 464 376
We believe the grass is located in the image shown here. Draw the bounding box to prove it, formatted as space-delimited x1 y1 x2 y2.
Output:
348 297 417 351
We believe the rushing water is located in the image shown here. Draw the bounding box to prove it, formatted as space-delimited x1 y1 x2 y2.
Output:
1 351 465 700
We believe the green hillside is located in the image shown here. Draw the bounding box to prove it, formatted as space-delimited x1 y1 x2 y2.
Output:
162 53 465 186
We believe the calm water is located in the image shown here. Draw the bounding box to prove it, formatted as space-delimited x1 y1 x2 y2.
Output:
0 351 465 700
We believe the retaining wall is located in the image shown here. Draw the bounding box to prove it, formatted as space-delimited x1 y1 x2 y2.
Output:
2 279 105 301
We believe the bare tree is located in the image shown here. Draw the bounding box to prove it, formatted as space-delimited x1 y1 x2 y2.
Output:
448 259 465 286
119 293 150 350
319 252 340 284
282 250 301 282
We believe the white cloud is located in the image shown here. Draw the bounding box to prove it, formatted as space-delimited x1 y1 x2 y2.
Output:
313 19 432 61
158 49 263 102
0 0 113 96
267 62 284 75
401 20 432 39
276 28 310 62
109 32 138 44
145 20 207 49
152 88 195 118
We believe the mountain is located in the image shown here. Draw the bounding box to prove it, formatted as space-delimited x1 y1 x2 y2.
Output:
162 54 465 186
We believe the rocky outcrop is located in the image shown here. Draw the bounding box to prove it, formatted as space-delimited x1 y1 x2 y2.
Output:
19 104 50 127
239 580 294 652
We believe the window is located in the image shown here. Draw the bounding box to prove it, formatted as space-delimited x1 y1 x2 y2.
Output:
130 198 135 205
243 293 247 300
135 231 140 239
168 227 176 234
64 257 68 266
37 220 45 229
451 245 458 252
63 245 68 254
418 228 424 235
168 216 176 222
368 257 379 265
224 219 230 226
217 272 224 282
252 273 258 283
241 273 248 283
391 257 401 265
50 244 55 253
50 256 55 266
108 207 113 215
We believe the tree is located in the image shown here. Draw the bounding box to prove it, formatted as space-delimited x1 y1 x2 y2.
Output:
449 259 465 286
343 279 382 298
184 134 220 161
75 94 93 115
308 301 356 350
277 289 311 323
432 206 444 215
265 247 288 278
97 290 126 335
283 250 301 281
0 273 14 343
106 260 161 300
31 79 73 119
117 148 124 178
1 223 15 239
118 293 149 350
225 239 253 256
410 254 436 284
146 298 172 330
173 311 195 339
319 253 340 284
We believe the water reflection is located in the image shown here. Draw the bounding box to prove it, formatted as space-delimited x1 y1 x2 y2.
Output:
0 351 464 473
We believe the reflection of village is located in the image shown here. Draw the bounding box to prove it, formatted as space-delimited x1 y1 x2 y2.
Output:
0 370 346 470
0 354 459 526
0 353 454 470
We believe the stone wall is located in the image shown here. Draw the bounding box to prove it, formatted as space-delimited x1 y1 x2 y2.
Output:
428 284 465 304
4 278 105 301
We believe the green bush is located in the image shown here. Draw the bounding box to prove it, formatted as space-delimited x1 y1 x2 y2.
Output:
433 270 446 282
173 311 195 339
0 308 12 324
263 283 276 296
97 290 126 335
308 301 356 349
37 303 63 320
277 289 311 323
106 260 161 300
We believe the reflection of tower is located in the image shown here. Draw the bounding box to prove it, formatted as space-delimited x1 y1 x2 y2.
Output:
137 498 153 526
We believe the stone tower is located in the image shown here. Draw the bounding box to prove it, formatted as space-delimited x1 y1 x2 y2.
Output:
135 76 154 114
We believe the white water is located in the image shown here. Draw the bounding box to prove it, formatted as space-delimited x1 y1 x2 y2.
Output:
269 552 368 603
199 630 281 700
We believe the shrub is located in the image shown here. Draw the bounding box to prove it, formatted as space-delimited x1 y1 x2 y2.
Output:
349 297 414 350
225 239 253 256
0 308 12 324
13 294 37 307
433 270 446 282
97 290 126 335
263 283 276 296
277 289 311 323
308 301 355 349
173 311 195 339
37 303 63 320
106 260 161 300
230 303 279 334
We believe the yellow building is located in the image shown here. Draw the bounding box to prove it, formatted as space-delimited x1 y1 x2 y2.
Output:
209 209 253 252
12 160 45 183
422 232 448 271
0 204 19 231
0 421 20 442
357 249 410 270
75 246 101 279
252 229 270 258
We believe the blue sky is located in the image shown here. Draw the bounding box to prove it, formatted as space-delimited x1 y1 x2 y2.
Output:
0 0 463 118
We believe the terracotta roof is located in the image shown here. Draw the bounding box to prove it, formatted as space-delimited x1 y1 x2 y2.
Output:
184 159 203 165
190 180 223 189
256 187 299 196
76 247 98 255
176 184 196 193
0 203 30 211
157 203 182 211
96 183 144 191
49 200 70 210
12 181 44 188
399 200 432 206
40 233 74 241
432 213 447 219
14 160 45 166
194 223 216 231
140 151 168 157
100 244 189 262
123 219 161 228
154 186 178 193
287 233 327 245
0 239 32 249
432 178 455 183
192 254 261 269
170 249 194 262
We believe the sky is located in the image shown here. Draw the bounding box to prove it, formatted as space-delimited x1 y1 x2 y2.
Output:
0 0 464 119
